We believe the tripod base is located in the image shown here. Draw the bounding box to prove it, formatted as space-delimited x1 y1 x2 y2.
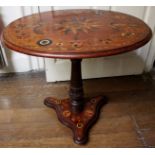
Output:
44 96 107 144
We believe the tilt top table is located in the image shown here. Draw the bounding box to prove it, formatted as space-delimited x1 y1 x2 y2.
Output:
2 9 152 144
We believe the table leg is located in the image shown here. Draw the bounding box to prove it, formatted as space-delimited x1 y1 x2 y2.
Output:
44 59 107 144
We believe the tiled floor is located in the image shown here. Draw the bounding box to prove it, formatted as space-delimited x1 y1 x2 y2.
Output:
0 71 155 147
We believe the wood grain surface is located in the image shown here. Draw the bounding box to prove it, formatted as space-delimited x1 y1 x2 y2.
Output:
1 10 152 59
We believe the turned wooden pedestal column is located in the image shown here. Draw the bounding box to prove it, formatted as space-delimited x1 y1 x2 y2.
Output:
69 59 84 113
44 59 107 144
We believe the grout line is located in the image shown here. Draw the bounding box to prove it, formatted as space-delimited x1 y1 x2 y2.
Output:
130 115 149 147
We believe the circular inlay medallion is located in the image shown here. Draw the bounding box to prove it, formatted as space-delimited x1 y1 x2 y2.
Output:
77 122 83 128
56 42 64 46
37 39 52 46
85 110 94 117
63 110 71 117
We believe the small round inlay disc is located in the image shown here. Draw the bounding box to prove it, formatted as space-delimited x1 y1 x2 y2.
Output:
37 39 52 46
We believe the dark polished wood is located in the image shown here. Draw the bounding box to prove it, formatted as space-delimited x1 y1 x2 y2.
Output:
1 9 152 144
69 59 84 113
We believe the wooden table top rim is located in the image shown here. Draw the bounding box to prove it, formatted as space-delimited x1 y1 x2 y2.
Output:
1 9 152 59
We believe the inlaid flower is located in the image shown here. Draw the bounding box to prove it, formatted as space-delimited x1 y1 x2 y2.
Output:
54 17 104 35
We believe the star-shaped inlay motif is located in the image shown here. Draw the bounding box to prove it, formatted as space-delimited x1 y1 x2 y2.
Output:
54 17 104 34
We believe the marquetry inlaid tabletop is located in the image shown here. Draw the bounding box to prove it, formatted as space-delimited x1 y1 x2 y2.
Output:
2 9 152 59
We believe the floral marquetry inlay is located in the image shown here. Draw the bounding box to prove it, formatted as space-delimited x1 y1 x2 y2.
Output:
53 17 104 34
2 10 152 59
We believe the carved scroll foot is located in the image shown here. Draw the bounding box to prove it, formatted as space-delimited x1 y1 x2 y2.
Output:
44 96 107 144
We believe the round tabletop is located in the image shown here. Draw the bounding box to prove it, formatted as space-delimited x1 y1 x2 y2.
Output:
1 9 152 59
